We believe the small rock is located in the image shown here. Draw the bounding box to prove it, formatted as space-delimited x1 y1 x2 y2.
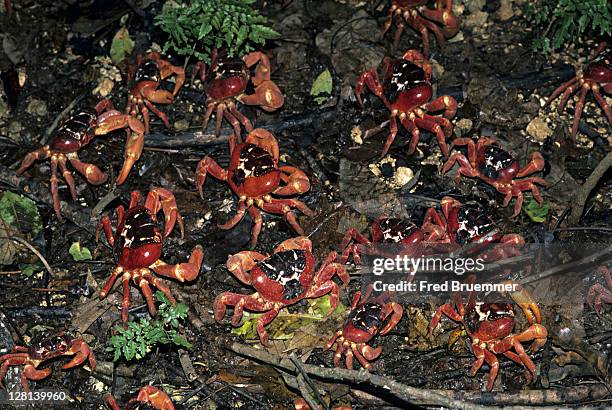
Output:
174 119 190 131
351 125 363 145
465 11 488 30
9 121 23 141
26 99 48 116
93 79 114 97
455 118 473 136
466 0 486 13
526 117 553 142
497 0 515 21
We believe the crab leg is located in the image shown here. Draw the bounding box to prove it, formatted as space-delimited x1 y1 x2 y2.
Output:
143 98 171 128
218 201 247 230
353 345 378 370
16 146 51 175
121 273 132 325
571 86 589 137
429 303 463 335
21 364 52 393
379 302 403 335
546 77 578 105
239 80 284 112
195 156 228 197
96 215 114 246
202 103 215 132
344 343 355 369
243 51 272 85
49 156 62 220
62 339 96 371
401 116 421 155
360 344 383 362
516 152 545 177
416 14 446 51
215 104 225 136
248 207 263 249
222 108 243 138
57 155 77 200
419 0 460 38
414 116 449 157
592 86 612 125
67 153 107 185
355 69 389 108
150 245 204 282
228 104 254 133
226 250 266 285
145 187 184 239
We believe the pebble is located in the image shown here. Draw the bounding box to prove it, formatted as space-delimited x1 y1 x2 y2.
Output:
9 121 23 141
455 118 473 136
465 11 488 30
93 79 114 97
174 119 190 131
466 0 486 13
497 0 515 21
26 99 48 116
526 117 553 141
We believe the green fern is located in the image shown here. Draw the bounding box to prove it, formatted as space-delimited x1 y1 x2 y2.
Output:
106 292 191 362
154 0 280 63
525 0 611 54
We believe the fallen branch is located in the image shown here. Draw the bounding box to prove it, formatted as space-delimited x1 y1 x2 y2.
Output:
569 150 612 225
0 164 98 232
230 342 478 410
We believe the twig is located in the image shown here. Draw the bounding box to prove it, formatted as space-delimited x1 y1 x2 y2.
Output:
230 342 481 409
519 245 612 285
569 151 612 225
553 227 612 234
0 236 53 277
289 353 329 410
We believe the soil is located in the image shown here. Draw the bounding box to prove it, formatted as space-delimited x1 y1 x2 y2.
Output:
0 0 610 409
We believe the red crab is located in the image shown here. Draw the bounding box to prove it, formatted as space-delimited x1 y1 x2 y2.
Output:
104 386 174 410
381 1 460 58
121 52 185 184
15 99 145 220
429 290 548 391
324 290 402 370
340 216 425 264
214 237 349 346
194 49 284 137
546 42 611 138
355 49 457 158
442 137 546 217
587 266 612 313
422 196 525 256
195 128 314 248
127 51 185 134
0 332 95 392
96 188 203 325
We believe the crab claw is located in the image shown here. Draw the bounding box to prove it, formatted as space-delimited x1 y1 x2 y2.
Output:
274 166 311 196
244 128 280 162
507 283 541 325
135 386 175 410
62 338 96 372
238 80 284 112
144 187 184 239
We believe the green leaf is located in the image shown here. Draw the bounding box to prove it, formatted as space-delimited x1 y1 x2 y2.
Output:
523 197 549 223
0 191 42 237
310 69 333 105
19 262 43 277
69 241 93 261
110 27 134 65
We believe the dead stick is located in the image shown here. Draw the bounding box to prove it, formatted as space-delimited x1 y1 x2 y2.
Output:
230 342 478 409
569 151 612 225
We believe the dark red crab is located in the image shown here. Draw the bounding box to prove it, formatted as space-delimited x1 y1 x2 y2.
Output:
355 49 456 158
587 265 612 313
340 216 425 264
429 290 548 391
381 0 460 58
104 386 174 410
442 137 546 217
96 188 203 325
121 52 185 184
0 332 95 392
194 49 284 137
546 42 611 138
15 99 145 220
214 237 349 346
127 51 185 134
324 290 403 370
195 128 314 248
422 196 525 248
